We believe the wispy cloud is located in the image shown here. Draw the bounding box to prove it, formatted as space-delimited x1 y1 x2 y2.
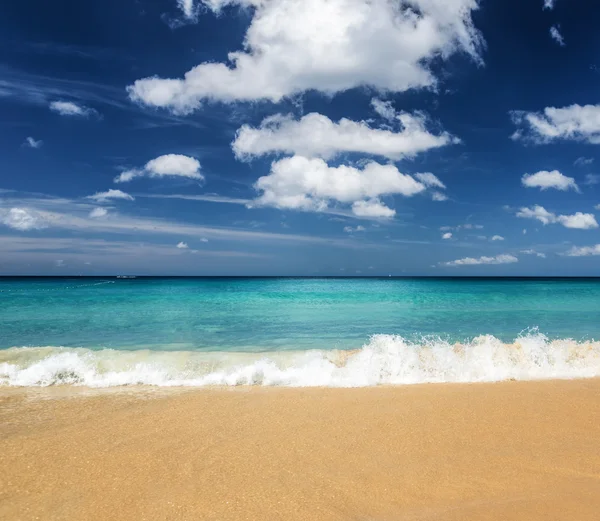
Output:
574 157 594 167
550 25 565 46
23 136 43 149
0 66 206 129
0 236 270 260
49 100 99 118
22 41 130 61
0 192 376 249
137 193 253 205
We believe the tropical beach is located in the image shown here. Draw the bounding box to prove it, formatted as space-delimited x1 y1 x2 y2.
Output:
3 380 600 521
4 0 600 518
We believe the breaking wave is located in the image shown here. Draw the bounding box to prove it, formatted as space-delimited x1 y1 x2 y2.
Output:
1 332 600 388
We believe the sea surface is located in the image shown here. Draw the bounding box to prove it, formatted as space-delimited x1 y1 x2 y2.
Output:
2 277 600 387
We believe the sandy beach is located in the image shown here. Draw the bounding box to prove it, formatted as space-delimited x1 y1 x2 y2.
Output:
2 380 600 521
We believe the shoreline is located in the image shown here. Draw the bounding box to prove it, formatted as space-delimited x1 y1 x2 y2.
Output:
2 379 600 520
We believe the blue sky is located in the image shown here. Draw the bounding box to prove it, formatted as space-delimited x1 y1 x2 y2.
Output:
2 0 600 275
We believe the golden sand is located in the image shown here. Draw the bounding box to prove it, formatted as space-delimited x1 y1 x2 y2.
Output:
2 380 600 521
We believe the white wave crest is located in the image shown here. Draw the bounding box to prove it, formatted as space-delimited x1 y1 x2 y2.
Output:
1 333 600 388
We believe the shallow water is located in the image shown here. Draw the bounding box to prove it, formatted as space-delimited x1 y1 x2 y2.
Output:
2 277 600 387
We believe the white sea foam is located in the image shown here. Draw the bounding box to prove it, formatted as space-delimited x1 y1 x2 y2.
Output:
1 333 600 388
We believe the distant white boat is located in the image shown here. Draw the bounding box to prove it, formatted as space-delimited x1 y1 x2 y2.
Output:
116 275 137 279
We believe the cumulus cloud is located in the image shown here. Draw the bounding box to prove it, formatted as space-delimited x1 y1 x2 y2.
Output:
232 112 458 161
89 207 109 219
0 208 47 231
49 100 97 117
491 235 504 241
442 232 453 239
550 25 565 46
543 0 555 9
564 244 600 257
252 155 427 219
511 104 600 144
87 189 135 203
176 241 189 249
431 191 448 202
115 154 203 183
351 199 396 219
556 213 598 229
521 249 546 258
442 254 518 267
516 205 598 229
128 0 483 113
24 137 42 149
521 170 579 192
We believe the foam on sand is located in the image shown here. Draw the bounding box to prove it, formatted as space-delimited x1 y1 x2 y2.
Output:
1 332 600 387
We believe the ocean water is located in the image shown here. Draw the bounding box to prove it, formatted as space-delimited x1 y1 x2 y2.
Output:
2 277 600 387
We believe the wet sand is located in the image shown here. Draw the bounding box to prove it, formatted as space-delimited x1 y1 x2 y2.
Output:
2 380 600 520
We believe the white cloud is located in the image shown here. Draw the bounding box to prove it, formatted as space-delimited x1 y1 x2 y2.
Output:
516 205 599 229
200 237 209 243
24 137 42 149
115 154 203 183
87 189 135 203
370 98 396 121
351 199 395 219
521 249 546 258
89 207 109 219
543 0 555 9
442 232 453 239
564 244 600 257
0 208 47 231
49 100 97 117
55 259 66 267
511 104 600 144
516 205 558 225
521 170 578 192
177 241 189 249
550 25 565 46
252 156 426 218
556 213 598 229
232 112 458 161
491 235 504 241
414 173 446 189
442 254 518 267
574 157 593 167
177 0 197 19
344 225 366 233
414 173 449 201
128 0 483 113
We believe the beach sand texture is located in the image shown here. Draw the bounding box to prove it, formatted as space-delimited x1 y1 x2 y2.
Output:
2 380 600 520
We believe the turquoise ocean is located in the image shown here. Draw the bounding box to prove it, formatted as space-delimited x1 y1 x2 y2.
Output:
2 277 600 387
